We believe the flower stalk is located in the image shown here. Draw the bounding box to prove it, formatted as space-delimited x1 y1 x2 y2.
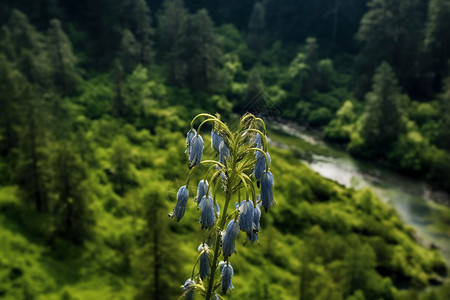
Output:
170 113 275 299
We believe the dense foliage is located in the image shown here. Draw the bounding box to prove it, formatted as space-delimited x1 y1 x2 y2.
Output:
0 0 450 299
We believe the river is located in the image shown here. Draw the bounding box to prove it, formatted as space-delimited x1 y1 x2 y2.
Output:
270 123 450 266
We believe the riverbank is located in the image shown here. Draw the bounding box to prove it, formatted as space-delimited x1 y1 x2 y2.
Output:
269 122 450 266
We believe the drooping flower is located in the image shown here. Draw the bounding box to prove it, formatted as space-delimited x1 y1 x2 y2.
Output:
253 201 261 233
238 201 254 235
218 141 230 167
169 185 189 221
198 244 210 280
196 180 208 208
185 128 197 154
222 219 240 260
211 129 223 153
261 171 274 212
200 196 215 229
221 262 234 294
182 278 195 300
247 202 261 244
254 132 262 149
215 203 220 215
189 134 204 168
253 151 271 181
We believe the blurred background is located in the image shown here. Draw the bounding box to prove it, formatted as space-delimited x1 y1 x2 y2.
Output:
1 0 450 299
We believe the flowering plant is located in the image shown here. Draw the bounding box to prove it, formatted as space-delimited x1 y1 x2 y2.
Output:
170 113 274 300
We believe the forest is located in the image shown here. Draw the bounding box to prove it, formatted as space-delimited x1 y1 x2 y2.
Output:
1 0 450 299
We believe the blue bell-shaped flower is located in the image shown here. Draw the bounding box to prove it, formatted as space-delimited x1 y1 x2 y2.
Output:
220 262 234 294
222 219 239 260
200 196 215 229
169 185 189 221
211 129 223 153
254 151 271 181
218 141 230 167
254 132 262 149
261 171 274 212
183 278 195 300
238 201 254 235
189 134 204 168
186 128 197 154
196 180 208 208
198 244 210 280
253 202 261 233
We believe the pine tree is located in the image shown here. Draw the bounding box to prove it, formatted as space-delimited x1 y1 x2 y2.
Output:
1 9 51 88
438 76 450 151
110 135 135 196
50 140 91 244
246 67 264 104
247 2 265 53
355 0 426 97
0 54 27 159
126 0 154 65
424 0 450 92
361 62 402 157
16 87 51 212
157 0 188 58
134 186 187 300
118 29 140 73
112 59 126 117
47 19 82 95
170 9 222 91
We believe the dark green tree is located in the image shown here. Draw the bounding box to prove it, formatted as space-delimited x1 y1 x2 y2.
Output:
340 244 376 296
112 59 126 117
355 0 426 97
134 186 187 300
16 87 51 212
424 0 450 92
1 9 51 88
156 0 188 58
245 66 264 104
50 140 91 244
361 62 402 157
169 9 222 91
118 29 140 73
126 0 154 66
47 19 82 95
110 135 135 196
438 75 450 151
0 55 27 160
247 1 265 53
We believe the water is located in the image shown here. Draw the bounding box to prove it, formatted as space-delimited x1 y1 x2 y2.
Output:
272 123 450 265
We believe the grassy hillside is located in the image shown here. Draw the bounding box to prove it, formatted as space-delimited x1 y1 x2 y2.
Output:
0 118 447 299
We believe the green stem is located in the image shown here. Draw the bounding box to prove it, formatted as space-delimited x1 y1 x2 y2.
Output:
205 172 234 300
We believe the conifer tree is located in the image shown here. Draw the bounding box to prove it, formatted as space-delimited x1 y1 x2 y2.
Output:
1 9 51 88
112 59 126 117
118 29 140 73
50 140 91 244
246 67 264 104
439 75 450 151
355 0 425 96
361 62 402 157
47 19 82 95
157 0 187 57
424 0 450 92
247 2 266 53
0 55 27 159
170 9 222 91
126 0 154 65
16 87 51 212
110 136 135 196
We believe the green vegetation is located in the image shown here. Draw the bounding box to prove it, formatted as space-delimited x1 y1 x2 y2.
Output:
0 0 450 299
